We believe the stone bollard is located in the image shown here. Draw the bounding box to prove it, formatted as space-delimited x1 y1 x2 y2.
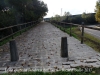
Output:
61 37 68 57
9 39 19 61
81 22 84 44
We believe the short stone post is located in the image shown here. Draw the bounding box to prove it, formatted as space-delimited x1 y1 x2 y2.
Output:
9 39 19 61
61 37 68 57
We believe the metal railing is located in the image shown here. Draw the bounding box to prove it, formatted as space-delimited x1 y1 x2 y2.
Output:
51 21 100 51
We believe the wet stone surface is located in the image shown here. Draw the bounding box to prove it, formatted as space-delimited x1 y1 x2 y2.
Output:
0 22 100 72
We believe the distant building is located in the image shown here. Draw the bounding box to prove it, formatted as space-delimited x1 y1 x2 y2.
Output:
44 18 50 22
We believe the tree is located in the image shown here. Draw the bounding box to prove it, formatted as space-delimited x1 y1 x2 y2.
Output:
50 14 61 22
0 0 48 39
50 16 55 21
63 12 71 22
81 12 87 23
0 0 5 10
82 12 86 18
0 0 16 28
82 12 96 24
95 0 100 23
0 0 48 28
54 14 61 21
7 0 48 22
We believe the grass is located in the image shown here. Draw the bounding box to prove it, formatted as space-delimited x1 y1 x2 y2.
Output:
0 24 37 46
1 67 100 75
53 23 100 52
0 70 100 75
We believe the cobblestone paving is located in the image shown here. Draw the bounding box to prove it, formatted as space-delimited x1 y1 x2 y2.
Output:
0 22 100 72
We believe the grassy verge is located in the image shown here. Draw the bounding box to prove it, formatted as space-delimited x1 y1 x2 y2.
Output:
53 23 100 52
0 70 100 75
0 24 37 46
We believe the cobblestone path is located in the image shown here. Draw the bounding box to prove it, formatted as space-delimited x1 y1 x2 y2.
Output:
0 22 100 72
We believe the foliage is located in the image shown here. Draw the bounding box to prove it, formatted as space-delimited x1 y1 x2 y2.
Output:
50 11 97 25
0 70 99 75
0 0 5 10
0 0 48 28
61 12 71 21
0 9 16 27
63 13 97 24
0 0 48 40
50 14 61 22
54 14 61 21
95 0 100 23
53 23 100 52
50 12 71 22
64 12 71 16
82 12 96 24
9 0 48 21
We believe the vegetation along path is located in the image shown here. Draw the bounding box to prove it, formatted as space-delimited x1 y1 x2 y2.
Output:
0 22 100 72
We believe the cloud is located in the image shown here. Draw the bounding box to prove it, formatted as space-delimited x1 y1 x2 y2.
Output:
42 0 97 18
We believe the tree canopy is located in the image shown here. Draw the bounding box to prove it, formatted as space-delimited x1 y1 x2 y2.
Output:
0 0 5 10
0 0 48 28
50 14 61 22
50 12 97 25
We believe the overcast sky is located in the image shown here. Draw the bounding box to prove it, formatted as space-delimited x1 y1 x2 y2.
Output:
42 0 98 18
